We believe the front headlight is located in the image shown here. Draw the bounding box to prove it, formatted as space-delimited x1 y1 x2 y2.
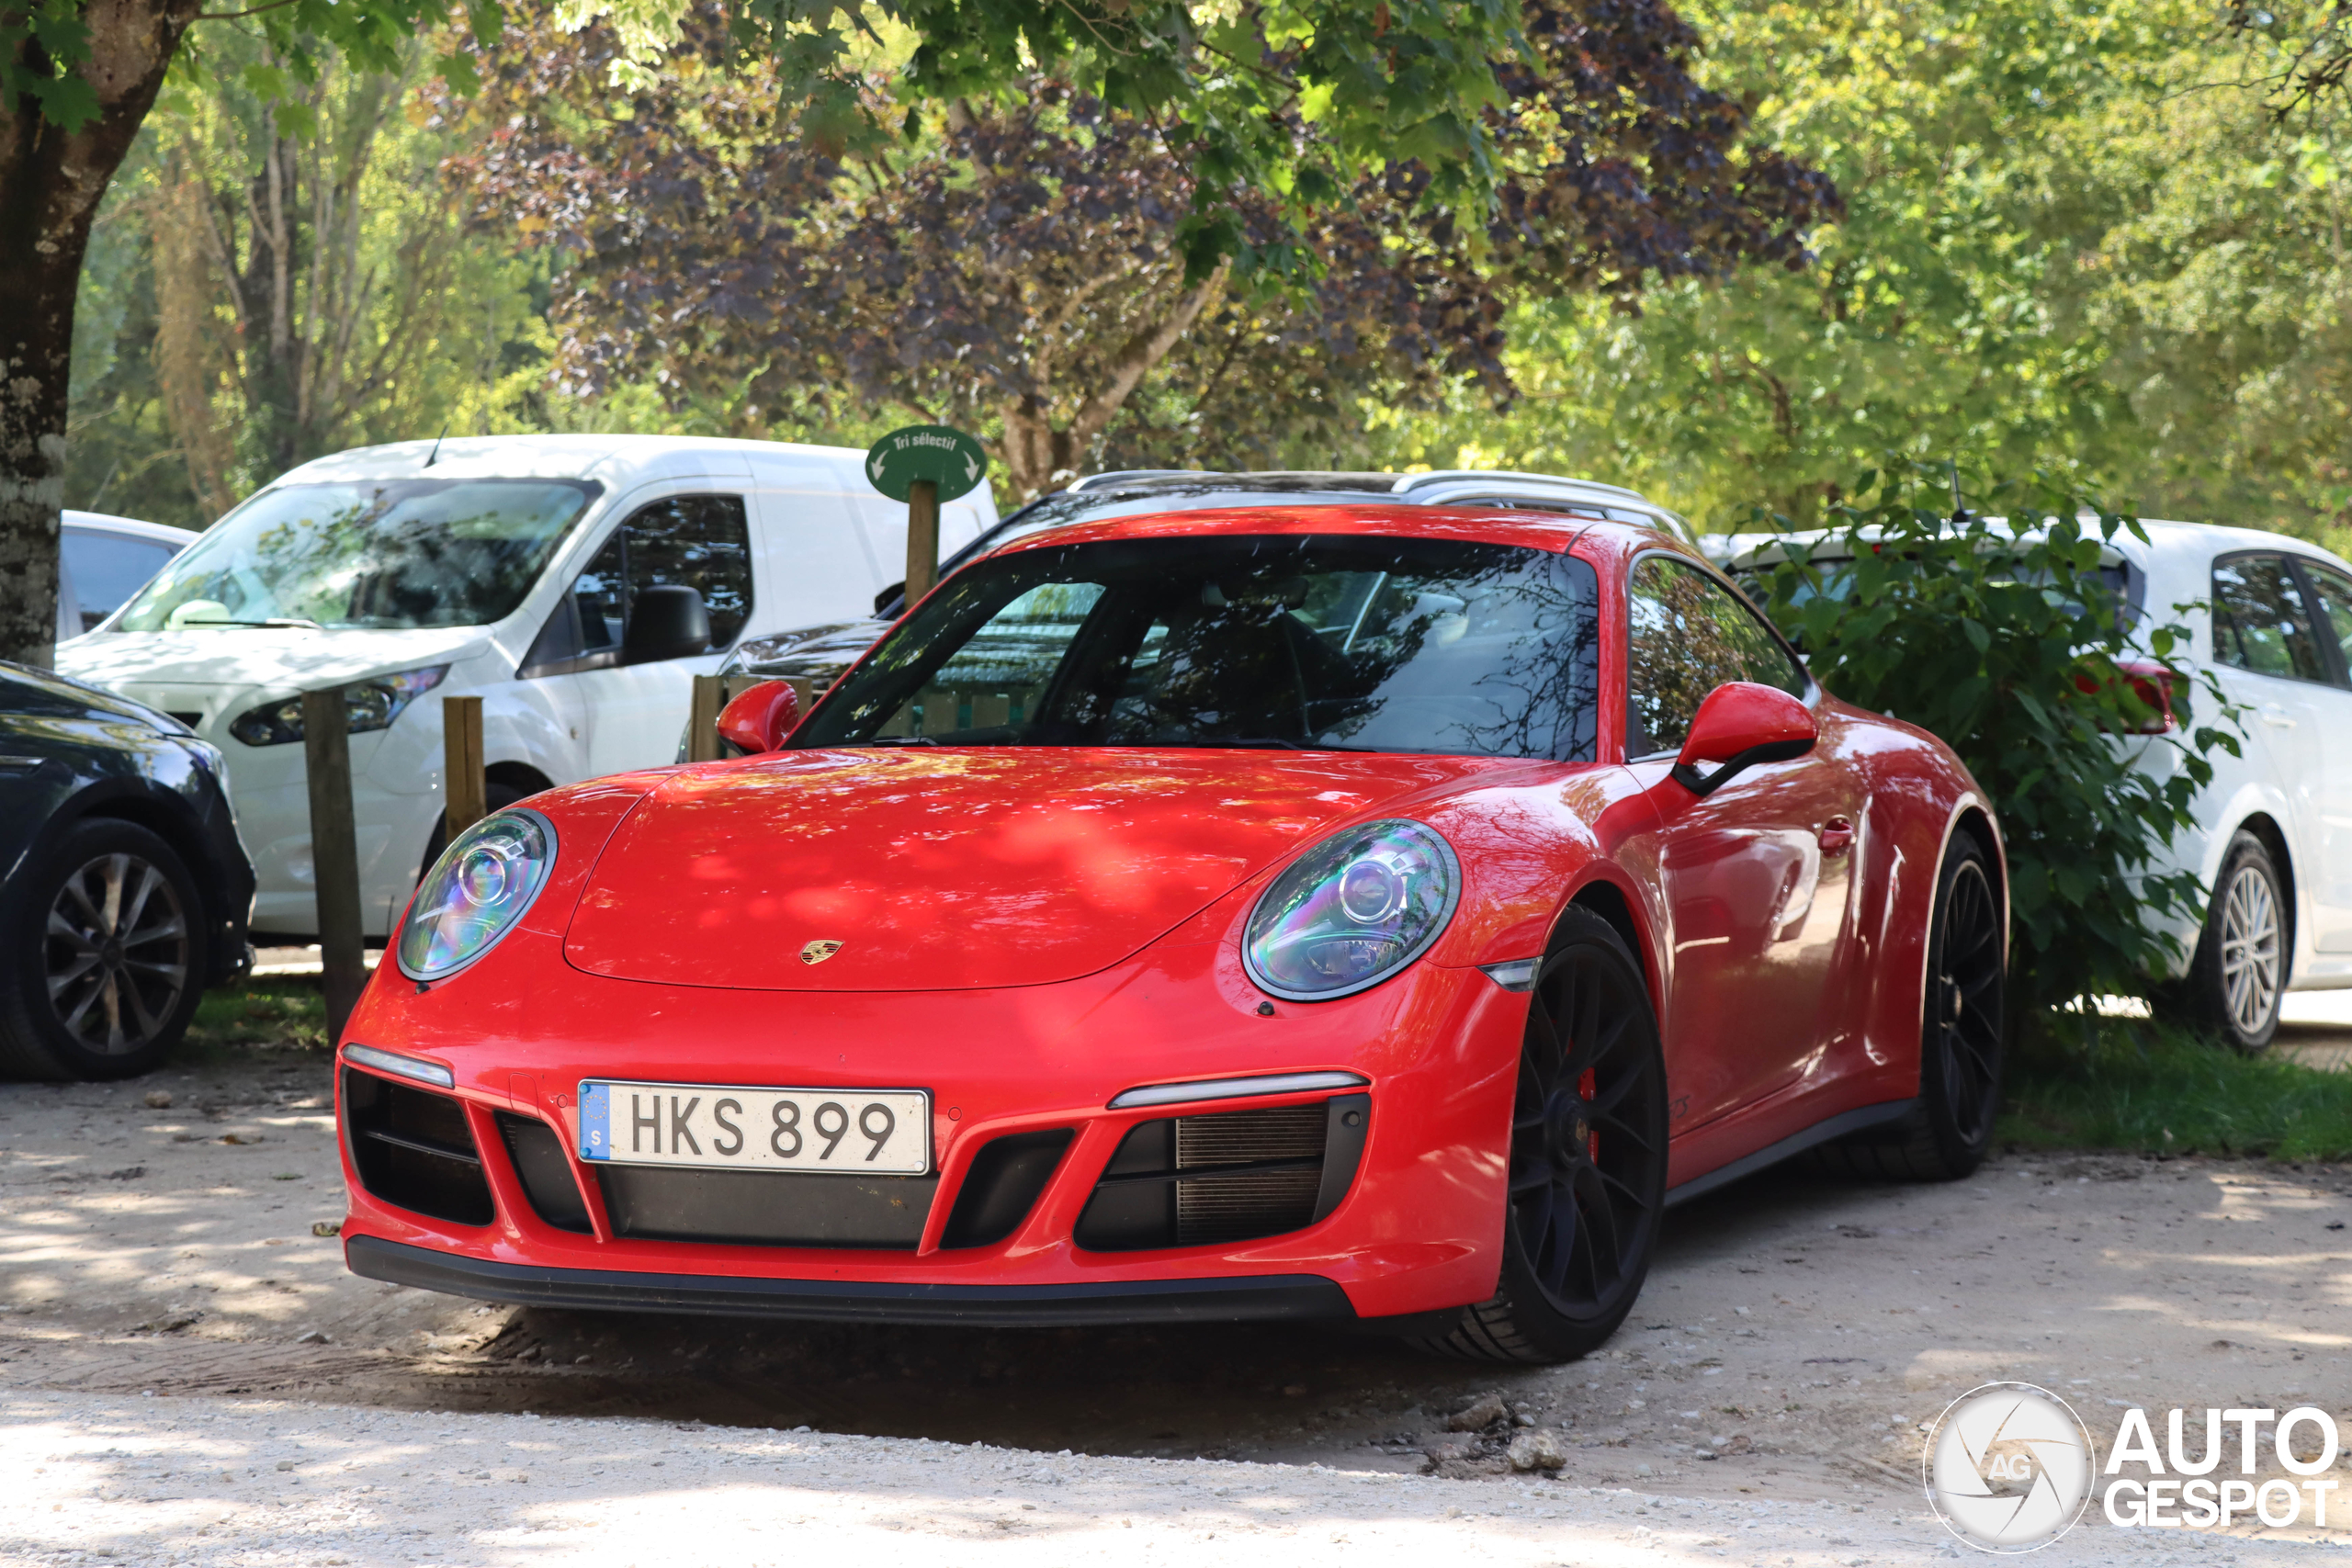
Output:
229 665 448 746
1243 818 1461 1000
396 809 557 981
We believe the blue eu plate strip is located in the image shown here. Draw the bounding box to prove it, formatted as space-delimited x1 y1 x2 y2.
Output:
579 1081 611 1161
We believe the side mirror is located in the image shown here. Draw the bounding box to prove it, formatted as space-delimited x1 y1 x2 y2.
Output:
1672 682 1817 797
715 679 801 755
625 584 711 663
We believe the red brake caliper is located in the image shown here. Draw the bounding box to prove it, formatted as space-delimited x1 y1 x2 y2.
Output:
1579 1067 1599 1160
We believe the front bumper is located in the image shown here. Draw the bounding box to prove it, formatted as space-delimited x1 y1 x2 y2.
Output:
347 1235 1353 1325
334 926 1528 1323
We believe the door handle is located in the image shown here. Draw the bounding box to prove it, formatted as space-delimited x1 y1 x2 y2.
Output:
1818 816 1856 854
2261 704 2297 728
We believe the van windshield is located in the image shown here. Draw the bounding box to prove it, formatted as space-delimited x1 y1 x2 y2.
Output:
114 479 598 632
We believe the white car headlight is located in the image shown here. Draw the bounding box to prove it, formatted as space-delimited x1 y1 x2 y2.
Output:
1242 819 1461 1000
396 809 557 981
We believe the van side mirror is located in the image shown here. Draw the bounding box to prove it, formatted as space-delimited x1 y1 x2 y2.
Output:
1672 682 1817 796
716 680 801 754
625 584 710 663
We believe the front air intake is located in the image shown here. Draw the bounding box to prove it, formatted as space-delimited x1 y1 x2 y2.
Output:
1074 1095 1369 1252
495 1112 594 1234
344 1068 493 1226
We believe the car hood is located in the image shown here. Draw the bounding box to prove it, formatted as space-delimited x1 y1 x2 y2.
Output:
55 626 493 697
562 748 1510 991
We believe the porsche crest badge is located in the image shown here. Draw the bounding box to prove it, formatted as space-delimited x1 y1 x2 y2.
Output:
798 940 843 965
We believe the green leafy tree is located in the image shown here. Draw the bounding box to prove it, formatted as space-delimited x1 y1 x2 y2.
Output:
1747 462 2239 1028
1 0 1552 666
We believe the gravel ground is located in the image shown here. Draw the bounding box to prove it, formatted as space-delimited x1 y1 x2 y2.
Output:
0 1391 2328 1566
3 1037 2349 1562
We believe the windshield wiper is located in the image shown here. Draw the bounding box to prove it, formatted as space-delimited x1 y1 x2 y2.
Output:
173 616 322 630
1185 736 1309 750
863 735 938 747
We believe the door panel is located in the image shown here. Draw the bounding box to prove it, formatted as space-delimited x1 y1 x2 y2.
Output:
2211 553 2335 954
2292 560 2352 951
1621 554 1863 1132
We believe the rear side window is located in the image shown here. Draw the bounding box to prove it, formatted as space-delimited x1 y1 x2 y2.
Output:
523 495 752 673
2212 555 2327 682
2303 562 2352 688
1626 555 1808 757
62 532 175 631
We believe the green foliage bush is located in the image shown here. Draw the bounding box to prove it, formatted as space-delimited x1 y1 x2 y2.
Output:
1745 463 2239 1026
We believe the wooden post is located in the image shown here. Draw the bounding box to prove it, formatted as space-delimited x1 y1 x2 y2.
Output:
905 477 940 605
441 695 487 842
301 687 367 1044
688 673 725 762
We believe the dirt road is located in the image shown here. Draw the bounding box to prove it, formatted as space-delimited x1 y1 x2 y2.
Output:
2 1043 2347 1553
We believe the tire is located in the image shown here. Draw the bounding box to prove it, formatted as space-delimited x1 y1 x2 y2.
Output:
1812 835 2006 1182
417 781 531 883
2182 829 2287 1053
1411 906 1668 1364
0 818 210 1081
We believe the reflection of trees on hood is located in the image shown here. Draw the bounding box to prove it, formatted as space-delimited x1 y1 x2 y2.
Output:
443 1 1834 498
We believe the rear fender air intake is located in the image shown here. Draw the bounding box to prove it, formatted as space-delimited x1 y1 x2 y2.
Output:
494 1112 594 1234
939 1128 1074 1248
343 1067 494 1227
1073 1094 1369 1252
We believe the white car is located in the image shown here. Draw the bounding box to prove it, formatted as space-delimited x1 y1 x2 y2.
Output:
1716 519 2352 1050
57 511 198 641
57 435 996 941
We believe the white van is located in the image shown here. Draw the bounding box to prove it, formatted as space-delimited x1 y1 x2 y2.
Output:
56 435 996 940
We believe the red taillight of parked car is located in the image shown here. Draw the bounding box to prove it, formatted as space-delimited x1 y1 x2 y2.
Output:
2071 660 2175 733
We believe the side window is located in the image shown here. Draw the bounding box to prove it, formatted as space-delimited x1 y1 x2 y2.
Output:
2212 555 2326 682
521 496 751 675
62 532 175 631
2303 562 2352 688
1626 556 1808 757
627 495 752 649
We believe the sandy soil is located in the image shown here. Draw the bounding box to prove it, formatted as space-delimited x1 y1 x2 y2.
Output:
4 1389 2330 1568
2 1043 2348 1559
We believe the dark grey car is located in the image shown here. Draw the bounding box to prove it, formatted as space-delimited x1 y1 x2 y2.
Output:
0 661 255 1079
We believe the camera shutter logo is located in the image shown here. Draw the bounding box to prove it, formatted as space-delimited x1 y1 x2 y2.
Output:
1924 1382 2096 1551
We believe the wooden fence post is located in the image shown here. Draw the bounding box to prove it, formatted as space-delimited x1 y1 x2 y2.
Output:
905 477 940 604
301 687 367 1045
688 674 726 762
442 694 487 843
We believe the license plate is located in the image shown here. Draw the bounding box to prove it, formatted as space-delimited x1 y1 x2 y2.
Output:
578 1080 930 1175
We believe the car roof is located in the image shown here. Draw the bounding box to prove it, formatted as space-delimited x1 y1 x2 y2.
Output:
990 501 1676 558
62 511 198 546
1063 468 1685 531
266 434 871 491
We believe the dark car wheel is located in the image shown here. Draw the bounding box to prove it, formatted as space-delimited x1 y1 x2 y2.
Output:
2181 829 2286 1053
0 818 209 1081
1413 906 1668 1364
1813 835 2005 1182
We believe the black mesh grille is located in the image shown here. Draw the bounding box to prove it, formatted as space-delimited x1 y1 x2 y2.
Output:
1076 1100 1356 1252
495 1113 593 1234
343 1067 493 1227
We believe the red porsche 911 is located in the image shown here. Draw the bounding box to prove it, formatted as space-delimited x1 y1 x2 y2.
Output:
335 506 2005 1363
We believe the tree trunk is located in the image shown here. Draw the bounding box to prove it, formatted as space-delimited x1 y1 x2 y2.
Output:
0 0 200 667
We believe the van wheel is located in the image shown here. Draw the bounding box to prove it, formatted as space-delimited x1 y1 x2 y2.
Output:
418 782 530 882
0 819 209 1081
2185 830 2286 1053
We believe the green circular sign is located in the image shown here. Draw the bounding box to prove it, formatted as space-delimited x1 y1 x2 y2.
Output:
864 424 989 502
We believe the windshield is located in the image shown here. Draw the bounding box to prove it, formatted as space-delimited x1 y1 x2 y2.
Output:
115 479 599 632
793 533 1601 760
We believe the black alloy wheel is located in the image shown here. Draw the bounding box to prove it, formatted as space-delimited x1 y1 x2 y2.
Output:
0 818 209 1081
1415 905 1668 1363
1815 835 2006 1182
